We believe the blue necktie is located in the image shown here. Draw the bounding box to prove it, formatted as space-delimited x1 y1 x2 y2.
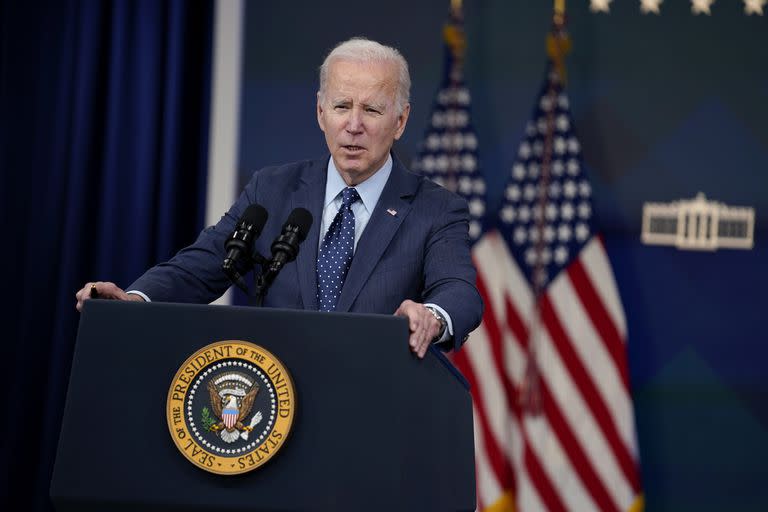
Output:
317 187 360 312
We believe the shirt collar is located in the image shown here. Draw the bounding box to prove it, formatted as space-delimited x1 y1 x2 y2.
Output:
324 154 393 212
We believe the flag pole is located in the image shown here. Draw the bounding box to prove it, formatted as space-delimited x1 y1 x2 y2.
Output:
548 0 571 84
444 0 466 67
441 0 466 192
554 0 565 19
520 0 572 415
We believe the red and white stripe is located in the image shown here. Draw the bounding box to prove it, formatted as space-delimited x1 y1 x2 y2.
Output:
452 231 642 512
223 409 238 429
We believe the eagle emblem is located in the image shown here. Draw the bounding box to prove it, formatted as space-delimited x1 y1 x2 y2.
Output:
167 340 296 474
207 372 262 443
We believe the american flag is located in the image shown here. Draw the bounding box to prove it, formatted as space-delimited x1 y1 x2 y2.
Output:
414 14 643 512
410 10 486 244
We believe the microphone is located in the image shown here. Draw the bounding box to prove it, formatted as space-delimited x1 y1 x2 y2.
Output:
266 208 313 277
222 204 269 280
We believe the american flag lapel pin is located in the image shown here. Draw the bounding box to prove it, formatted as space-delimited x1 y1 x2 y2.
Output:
386 208 397 216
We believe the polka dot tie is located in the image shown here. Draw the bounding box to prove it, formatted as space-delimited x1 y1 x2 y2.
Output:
317 187 360 312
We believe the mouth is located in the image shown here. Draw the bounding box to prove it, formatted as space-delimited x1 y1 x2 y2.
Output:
341 145 365 153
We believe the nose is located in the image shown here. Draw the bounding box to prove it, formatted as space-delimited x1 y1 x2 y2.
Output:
345 107 363 134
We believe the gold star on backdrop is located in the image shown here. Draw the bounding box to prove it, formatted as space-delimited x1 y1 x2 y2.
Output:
590 0 612 13
744 0 766 15
691 0 715 15
640 0 663 14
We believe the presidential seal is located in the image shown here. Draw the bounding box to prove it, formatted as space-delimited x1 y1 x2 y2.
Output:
166 340 296 475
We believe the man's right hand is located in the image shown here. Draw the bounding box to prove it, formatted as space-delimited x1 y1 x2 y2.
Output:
75 281 144 312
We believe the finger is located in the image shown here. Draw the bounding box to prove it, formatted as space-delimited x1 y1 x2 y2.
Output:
409 331 418 350
104 283 130 301
417 341 429 359
400 306 419 334
398 301 434 355
75 282 94 311
96 282 125 300
92 281 109 297
77 281 130 311
75 282 93 302
415 335 430 358
414 309 439 358
393 299 415 318
410 316 420 334
409 324 421 351
425 316 439 342
411 332 424 355
409 315 424 349
405 309 420 333
412 321 429 353
418 321 432 355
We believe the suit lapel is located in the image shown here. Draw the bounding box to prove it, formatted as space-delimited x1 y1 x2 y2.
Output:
293 158 328 310
335 159 419 312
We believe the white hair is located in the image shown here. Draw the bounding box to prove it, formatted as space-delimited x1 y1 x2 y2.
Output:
318 37 411 114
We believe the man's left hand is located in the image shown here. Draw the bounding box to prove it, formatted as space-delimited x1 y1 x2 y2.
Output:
394 299 441 359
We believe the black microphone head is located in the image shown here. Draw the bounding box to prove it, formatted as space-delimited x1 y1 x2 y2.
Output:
241 204 269 234
284 208 313 241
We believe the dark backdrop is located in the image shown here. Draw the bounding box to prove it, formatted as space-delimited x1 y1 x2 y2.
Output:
1 1 765 510
0 1 212 509
237 2 768 511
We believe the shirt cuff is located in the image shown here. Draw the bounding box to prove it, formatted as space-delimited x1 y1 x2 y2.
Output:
424 302 453 343
126 290 151 302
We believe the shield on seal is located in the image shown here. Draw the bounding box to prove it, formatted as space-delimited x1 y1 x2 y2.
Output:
222 406 238 429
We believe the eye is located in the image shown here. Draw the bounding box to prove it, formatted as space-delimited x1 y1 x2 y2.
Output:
365 107 382 114
333 104 349 111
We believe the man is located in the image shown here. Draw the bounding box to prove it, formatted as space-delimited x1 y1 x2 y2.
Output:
76 38 483 358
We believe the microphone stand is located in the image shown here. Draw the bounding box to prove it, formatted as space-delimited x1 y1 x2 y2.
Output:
226 215 311 307
251 224 305 307
223 251 270 307
251 269 268 308
223 249 292 308
253 250 300 307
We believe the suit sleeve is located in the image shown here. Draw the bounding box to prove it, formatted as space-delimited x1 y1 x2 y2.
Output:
421 192 484 350
127 171 261 303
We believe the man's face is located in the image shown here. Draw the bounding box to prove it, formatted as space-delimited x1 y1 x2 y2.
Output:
317 59 410 186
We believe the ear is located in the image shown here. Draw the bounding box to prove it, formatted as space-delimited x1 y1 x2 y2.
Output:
316 92 326 133
393 103 411 141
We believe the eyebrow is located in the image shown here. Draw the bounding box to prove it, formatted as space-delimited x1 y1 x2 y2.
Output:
331 98 387 111
364 102 386 111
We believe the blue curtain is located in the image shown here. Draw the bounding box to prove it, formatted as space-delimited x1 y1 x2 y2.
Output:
0 1 213 509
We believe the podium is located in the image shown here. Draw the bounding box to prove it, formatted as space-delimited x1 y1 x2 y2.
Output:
50 301 476 511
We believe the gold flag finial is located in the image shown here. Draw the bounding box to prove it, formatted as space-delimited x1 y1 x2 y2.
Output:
554 0 566 22
547 0 571 83
444 0 466 60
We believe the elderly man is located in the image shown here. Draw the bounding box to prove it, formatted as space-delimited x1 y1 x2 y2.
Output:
76 37 483 358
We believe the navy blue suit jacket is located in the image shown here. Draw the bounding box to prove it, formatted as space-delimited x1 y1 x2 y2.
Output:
129 156 483 349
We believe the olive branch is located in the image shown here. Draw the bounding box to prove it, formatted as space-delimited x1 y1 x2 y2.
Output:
201 406 216 431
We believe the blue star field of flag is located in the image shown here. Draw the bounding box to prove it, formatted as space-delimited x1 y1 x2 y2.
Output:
498 66 595 289
411 44 487 244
